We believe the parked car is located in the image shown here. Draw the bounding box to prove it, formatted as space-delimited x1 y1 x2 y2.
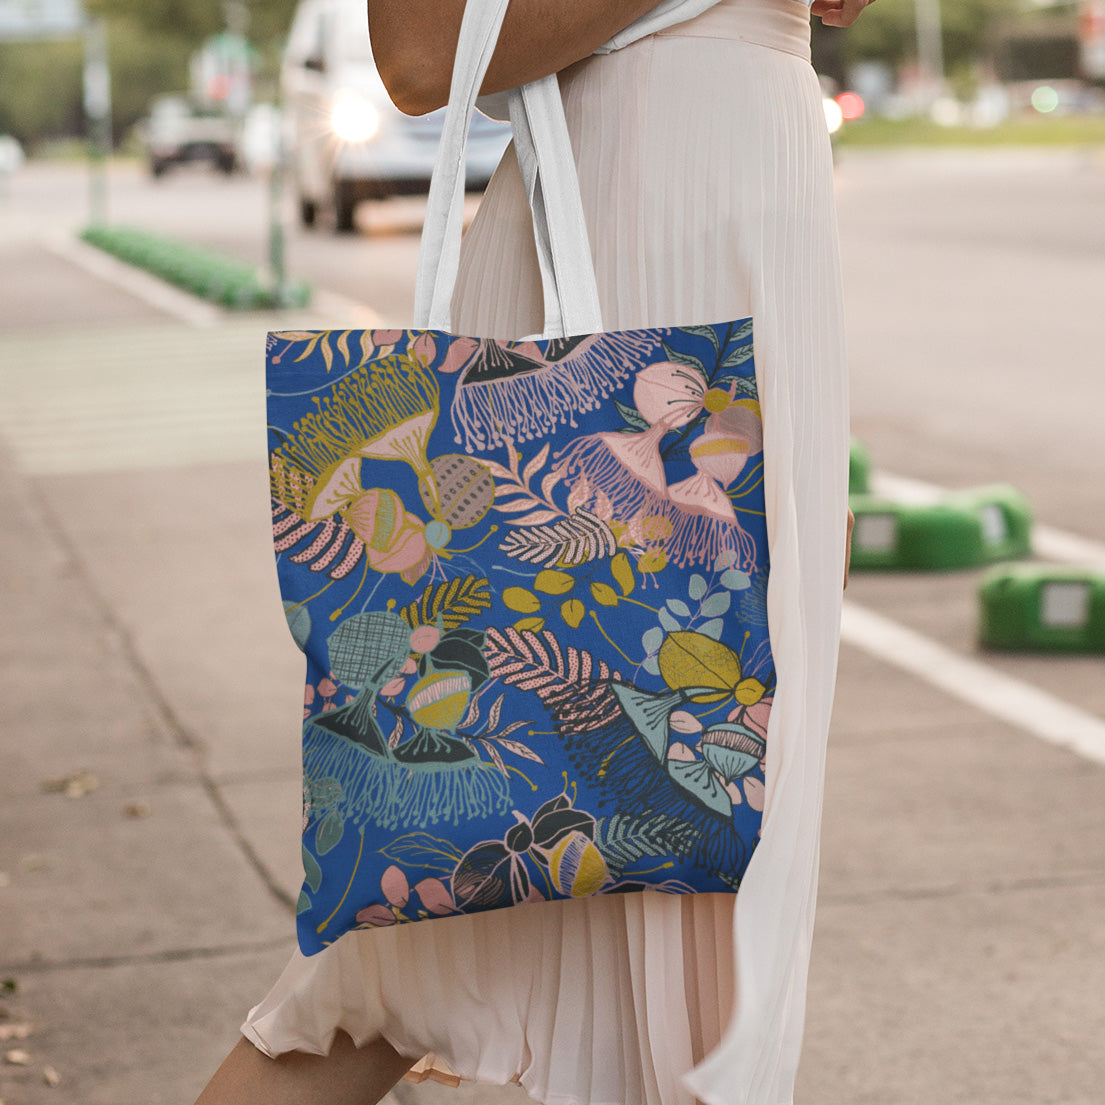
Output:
143 94 239 177
282 0 511 232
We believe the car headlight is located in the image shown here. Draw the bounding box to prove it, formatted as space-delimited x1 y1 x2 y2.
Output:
823 97 844 136
331 96 381 143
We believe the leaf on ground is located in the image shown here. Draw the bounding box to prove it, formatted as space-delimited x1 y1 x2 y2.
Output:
43 1065 61 1087
40 771 99 798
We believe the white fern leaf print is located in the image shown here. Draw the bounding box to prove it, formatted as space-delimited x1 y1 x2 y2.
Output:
497 509 618 567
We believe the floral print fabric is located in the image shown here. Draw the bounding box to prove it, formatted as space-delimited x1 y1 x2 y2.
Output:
266 319 773 955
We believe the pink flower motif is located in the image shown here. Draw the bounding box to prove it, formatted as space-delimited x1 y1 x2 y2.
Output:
355 903 396 927
669 710 703 734
381 864 410 908
411 332 437 366
689 432 750 487
372 329 403 345
707 399 762 456
380 675 406 697
322 701 337 712
344 694 356 704
304 685 316 706
667 741 697 762
724 779 745 805
666 473 754 569
408 625 441 653
736 697 773 740
438 336 480 374
400 657 418 675
318 677 338 699
743 776 765 812
413 877 456 916
633 362 706 428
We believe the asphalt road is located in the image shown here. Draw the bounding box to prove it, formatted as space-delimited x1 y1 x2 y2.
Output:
2 150 1105 1105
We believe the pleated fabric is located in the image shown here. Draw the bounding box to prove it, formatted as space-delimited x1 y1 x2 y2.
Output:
242 2 849 1103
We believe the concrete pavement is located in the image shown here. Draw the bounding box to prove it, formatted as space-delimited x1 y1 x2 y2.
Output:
3 178 1105 1104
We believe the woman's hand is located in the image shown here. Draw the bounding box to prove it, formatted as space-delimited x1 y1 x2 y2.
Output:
811 0 877 28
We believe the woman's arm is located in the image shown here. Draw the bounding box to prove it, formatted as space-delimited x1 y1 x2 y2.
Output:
368 0 663 116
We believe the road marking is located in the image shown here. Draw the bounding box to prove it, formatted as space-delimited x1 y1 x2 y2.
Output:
840 602 1105 767
872 471 1105 571
841 470 1105 767
46 233 222 329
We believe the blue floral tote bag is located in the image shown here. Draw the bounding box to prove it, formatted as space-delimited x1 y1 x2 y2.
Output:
267 0 773 955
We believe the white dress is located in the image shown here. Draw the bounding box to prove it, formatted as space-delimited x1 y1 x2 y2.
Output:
243 2 848 1103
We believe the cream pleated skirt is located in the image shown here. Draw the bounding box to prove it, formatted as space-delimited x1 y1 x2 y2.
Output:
243 2 849 1103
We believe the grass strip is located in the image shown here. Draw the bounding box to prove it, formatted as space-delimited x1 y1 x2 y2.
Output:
837 115 1105 149
80 224 310 310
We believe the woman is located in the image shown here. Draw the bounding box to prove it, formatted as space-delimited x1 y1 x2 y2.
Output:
196 1 872 1102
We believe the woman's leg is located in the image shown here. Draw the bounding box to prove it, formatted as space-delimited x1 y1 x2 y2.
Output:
194 1030 415 1105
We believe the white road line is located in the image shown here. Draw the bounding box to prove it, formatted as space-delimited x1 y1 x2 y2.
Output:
840 602 1105 767
46 234 222 329
871 471 1105 571
843 469 1105 767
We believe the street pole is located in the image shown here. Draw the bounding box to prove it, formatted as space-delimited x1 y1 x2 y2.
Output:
268 115 289 307
83 17 112 226
914 0 945 109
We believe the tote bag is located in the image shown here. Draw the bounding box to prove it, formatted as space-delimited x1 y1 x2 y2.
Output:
266 0 773 956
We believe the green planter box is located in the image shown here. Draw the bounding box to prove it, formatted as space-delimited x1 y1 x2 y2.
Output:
848 484 1032 572
849 437 872 495
979 563 1105 653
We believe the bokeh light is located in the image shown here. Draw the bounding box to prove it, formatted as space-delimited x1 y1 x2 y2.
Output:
1031 85 1060 114
836 92 866 122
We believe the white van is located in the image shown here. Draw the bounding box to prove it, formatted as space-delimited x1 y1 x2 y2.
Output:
282 0 512 232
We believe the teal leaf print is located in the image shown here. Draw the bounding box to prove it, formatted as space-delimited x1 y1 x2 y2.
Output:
661 340 707 378
284 601 312 651
721 343 755 370
659 607 681 633
667 599 691 617
699 618 724 640
303 843 323 893
688 574 708 601
700 591 731 617
678 324 722 353
597 812 700 876
721 569 751 590
316 809 345 855
613 399 650 431
297 890 312 915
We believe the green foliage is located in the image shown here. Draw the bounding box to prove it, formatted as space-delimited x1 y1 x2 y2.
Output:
0 40 83 147
832 0 1021 71
85 0 299 45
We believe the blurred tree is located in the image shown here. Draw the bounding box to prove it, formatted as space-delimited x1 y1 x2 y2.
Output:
0 39 84 148
84 0 300 48
814 0 1021 75
0 0 302 148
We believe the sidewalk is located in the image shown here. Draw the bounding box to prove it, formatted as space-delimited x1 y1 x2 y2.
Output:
3 241 1105 1105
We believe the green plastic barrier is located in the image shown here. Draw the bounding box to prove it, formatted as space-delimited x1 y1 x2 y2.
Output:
848 484 1032 571
979 563 1105 653
943 484 1033 564
849 437 871 495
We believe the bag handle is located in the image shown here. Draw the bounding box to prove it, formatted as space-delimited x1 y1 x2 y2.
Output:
413 0 603 338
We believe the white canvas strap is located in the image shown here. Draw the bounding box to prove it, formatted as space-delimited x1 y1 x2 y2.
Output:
413 0 603 338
